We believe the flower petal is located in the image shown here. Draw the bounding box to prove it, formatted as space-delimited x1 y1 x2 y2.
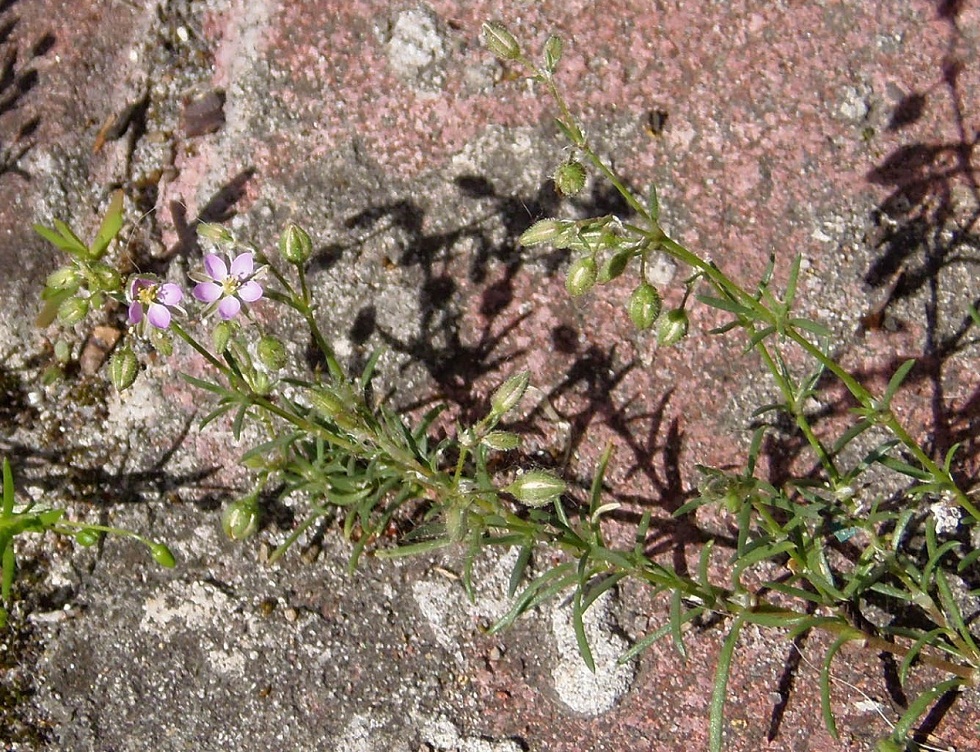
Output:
218 296 241 319
194 281 223 303
158 283 184 305
203 254 228 281
129 277 150 299
238 280 263 303
147 303 172 329
230 253 254 278
128 301 143 324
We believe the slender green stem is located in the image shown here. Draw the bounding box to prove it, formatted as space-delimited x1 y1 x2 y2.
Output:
170 322 232 376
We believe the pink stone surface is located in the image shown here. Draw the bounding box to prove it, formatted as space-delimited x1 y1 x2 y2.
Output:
1 0 978 750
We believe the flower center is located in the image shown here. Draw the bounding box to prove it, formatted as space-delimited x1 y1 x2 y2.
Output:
222 276 243 296
137 283 160 306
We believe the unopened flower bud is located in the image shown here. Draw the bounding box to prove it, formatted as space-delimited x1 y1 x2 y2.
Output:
257 335 288 371
46 266 80 291
628 283 662 330
482 22 521 60
553 160 586 197
490 371 529 416
222 496 260 541
109 345 139 391
57 296 89 325
565 256 597 297
278 223 313 265
504 470 566 507
657 308 689 347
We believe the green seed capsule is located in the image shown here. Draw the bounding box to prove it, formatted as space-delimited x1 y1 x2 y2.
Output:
519 219 564 247
628 283 662 330
481 430 521 451
212 321 233 354
150 542 177 568
109 345 139 391
504 470 567 507
257 336 287 371
490 371 530 416
222 497 260 541
482 22 521 60
566 256 597 297
657 308 689 347
46 266 80 291
553 160 586 197
57 297 89 325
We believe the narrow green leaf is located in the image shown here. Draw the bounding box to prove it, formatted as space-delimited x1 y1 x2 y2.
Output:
783 254 802 311
669 589 688 659
899 628 945 685
707 321 740 335
490 564 577 634
934 569 980 656
2 459 13 517
881 359 916 407
820 634 853 739
942 442 962 473
746 427 766 476
732 540 797 588
231 403 249 440
697 539 715 589
582 571 627 611
634 510 651 555
588 443 614 517
180 373 235 396
572 589 596 673
877 455 930 480
508 543 533 597
554 117 584 146
698 294 752 316
358 348 383 392
890 678 962 744
1 541 14 606
34 223 88 255
790 317 833 338
763 580 828 605
957 547 980 572
709 615 745 752
590 546 634 572
53 220 90 256
618 602 701 664
647 184 660 222
920 539 959 591
744 325 777 353
90 190 124 258
375 537 452 558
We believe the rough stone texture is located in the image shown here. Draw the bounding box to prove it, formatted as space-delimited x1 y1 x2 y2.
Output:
0 0 979 750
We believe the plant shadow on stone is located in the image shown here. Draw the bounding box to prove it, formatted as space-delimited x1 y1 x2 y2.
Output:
0 0 51 180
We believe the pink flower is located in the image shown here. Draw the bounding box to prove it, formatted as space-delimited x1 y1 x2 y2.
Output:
192 253 264 320
128 278 184 329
